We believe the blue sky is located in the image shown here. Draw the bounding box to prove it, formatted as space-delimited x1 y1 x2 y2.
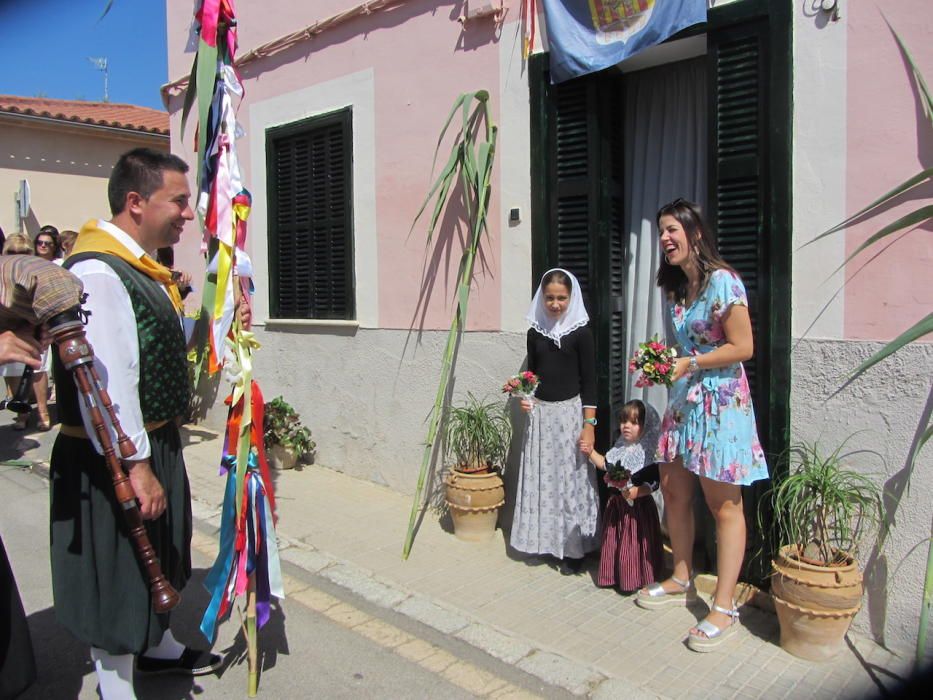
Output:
0 0 168 110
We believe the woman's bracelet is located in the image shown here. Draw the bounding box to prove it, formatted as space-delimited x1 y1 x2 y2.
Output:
688 356 699 374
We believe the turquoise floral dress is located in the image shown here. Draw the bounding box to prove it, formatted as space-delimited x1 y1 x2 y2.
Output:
657 269 769 485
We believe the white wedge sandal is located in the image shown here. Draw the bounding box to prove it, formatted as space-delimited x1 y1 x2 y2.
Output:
686 602 740 652
635 575 697 610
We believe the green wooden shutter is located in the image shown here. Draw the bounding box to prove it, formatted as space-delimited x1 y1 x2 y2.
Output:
530 57 626 447
267 108 355 320
708 0 792 584
708 0 790 464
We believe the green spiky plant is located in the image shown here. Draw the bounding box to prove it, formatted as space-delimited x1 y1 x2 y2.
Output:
800 22 932 666
402 91 498 559
444 394 511 473
768 442 883 567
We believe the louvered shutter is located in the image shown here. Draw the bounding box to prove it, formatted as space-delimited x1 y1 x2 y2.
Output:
709 18 767 406
708 0 790 463
268 108 355 320
708 0 792 585
530 57 626 447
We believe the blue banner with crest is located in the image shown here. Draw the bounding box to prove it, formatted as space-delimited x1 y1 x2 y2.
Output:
542 0 707 83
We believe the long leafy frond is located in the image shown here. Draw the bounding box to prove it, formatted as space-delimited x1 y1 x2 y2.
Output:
801 168 933 248
848 313 933 380
403 92 497 559
830 205 933 276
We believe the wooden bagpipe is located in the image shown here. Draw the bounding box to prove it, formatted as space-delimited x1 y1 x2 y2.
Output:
0 254 179 613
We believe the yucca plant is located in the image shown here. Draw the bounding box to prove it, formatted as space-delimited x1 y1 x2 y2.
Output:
444 394 511 473
769 442 883 567
402 91 498 559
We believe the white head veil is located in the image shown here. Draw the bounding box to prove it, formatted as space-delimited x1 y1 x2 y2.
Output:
524 267 589 348
604 402 661 475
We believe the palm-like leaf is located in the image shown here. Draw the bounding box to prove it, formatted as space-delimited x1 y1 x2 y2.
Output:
402 92 498 559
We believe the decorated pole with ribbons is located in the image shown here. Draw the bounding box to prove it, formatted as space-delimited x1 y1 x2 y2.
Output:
179 1 283 695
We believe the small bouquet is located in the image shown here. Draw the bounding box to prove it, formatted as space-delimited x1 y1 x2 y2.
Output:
502 371 540 413
629 335 677 388
605 462 634 506
502 371 539 398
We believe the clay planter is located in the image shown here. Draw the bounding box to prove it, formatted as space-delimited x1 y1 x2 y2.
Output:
444 468 505 542
771 544 862 661
268 444 298 470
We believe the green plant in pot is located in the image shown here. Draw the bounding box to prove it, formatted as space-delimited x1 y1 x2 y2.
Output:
443 394 511 542
765 441 884 661
263 396 315 470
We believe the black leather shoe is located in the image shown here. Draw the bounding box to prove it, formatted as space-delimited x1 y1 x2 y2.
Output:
137 648 222 676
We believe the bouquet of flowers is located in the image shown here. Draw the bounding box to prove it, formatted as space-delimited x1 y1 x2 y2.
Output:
605 462 634 506
629 335 677 388
502 371 539 400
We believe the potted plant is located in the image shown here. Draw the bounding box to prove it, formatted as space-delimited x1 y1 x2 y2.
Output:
766 441 884 661
442 393 511 542
263 396 315 470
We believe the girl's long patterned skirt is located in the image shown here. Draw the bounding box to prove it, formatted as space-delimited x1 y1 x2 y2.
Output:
597 494 663 592
510 396 599 559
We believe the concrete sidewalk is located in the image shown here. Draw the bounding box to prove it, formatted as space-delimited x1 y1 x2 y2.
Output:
9 420 917 699
174 426 914 699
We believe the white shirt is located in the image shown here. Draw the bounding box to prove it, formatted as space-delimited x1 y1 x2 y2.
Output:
69 220 185 460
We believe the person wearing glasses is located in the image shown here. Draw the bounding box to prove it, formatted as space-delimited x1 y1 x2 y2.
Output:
24 226 61 430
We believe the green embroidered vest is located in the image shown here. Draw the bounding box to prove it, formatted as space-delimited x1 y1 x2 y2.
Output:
55 253 190 427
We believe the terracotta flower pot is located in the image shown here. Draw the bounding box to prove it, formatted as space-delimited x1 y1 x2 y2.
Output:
444 468 505 542
771 544 862 661
268 444 298 470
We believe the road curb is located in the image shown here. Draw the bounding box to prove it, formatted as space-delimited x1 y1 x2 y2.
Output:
190 496 655 698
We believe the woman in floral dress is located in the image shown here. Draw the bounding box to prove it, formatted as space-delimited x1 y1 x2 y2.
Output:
635 199 768 652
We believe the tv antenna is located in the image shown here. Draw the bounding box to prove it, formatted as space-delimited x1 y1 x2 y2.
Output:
87 56 109 102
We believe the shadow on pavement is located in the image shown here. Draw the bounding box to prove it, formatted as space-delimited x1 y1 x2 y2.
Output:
20 565 290 699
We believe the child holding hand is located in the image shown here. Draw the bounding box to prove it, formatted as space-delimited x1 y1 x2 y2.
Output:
583 400 663 593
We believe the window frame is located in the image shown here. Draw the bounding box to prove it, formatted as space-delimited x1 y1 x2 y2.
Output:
266 106 356 321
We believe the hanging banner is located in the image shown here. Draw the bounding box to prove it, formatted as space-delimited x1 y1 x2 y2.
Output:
541 0 706 83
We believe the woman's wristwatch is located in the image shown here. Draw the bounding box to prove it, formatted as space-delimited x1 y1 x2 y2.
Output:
583 417 597 426
688 356 699 374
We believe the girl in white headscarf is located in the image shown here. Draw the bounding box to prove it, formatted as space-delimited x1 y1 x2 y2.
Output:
510 269 600 571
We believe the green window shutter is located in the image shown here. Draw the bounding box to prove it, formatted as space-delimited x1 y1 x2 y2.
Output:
708 0 790 464
530 57 626 445
708 0 792 585
267 108 355 320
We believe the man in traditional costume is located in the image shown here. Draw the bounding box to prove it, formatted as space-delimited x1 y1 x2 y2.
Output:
50 148 220 699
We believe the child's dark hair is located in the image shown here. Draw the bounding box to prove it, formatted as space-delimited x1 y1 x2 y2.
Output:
619 399 646 428
541 269 573 292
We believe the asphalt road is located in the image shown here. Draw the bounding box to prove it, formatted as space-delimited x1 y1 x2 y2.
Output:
1 455 570 699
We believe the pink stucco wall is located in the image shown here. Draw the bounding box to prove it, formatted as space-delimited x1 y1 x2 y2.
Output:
845 1 933 340
166 0 512 330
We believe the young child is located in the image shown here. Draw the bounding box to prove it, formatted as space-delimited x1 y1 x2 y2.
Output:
511 268 600 572
583 399 664 593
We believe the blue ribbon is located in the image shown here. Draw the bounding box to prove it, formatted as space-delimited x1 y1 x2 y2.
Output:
200 468 238 642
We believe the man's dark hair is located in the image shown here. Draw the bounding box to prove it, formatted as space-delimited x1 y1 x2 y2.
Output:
108 148 189 215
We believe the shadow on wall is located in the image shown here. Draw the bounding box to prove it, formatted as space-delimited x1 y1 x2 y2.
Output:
863 385 933 648
499 389 527 542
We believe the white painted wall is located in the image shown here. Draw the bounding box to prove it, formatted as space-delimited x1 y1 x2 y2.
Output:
498 20 534 331
790 1 933 653
791 2 846 340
